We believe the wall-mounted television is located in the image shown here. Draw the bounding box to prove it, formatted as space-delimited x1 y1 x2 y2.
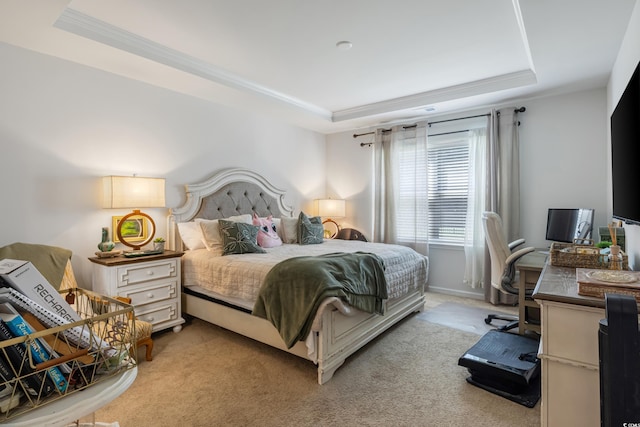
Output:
611 60 640 225
545 208 594 243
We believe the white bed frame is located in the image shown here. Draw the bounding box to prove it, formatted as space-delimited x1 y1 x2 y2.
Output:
168 168 426 384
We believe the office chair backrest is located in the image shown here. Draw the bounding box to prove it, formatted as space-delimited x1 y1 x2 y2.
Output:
482 212 513 290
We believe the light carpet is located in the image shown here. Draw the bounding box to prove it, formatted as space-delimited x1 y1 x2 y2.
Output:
95 300 539 427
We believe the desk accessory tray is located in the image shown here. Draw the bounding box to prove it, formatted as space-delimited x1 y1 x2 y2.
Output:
549 242 628 270
576 268 640 302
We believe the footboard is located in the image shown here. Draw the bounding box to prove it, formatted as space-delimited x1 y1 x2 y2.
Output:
183 289 425 384
315 289 425 384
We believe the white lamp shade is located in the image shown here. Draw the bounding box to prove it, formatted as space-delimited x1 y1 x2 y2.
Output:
317 199 345 218
103 176 166 208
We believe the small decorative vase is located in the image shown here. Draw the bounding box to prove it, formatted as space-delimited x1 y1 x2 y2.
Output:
608 244 623 270
154 242 165 252
98 227 115 252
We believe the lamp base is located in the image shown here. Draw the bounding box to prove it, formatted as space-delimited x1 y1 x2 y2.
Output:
116 209 157 251
322 218 340 239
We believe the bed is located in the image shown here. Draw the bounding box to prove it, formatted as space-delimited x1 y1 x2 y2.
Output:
167 168 428 384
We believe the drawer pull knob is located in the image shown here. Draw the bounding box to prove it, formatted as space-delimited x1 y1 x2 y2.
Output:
147 293 154 299
147 271 154 276
146 317 154 322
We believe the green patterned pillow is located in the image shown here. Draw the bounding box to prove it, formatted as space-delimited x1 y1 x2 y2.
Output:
298 211 324 245
218 220 266 255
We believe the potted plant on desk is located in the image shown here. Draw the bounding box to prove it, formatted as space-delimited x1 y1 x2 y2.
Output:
153 237 166 252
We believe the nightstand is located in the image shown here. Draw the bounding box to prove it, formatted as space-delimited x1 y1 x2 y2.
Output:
88 250 185 333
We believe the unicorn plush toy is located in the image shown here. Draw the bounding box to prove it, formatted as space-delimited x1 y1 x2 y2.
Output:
253 213 283 248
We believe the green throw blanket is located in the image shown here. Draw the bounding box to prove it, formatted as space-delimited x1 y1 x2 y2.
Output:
0 242 72 290
252 252 388 349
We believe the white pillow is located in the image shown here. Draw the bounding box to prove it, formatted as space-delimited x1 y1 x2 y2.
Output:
177 222 206 250
280 216 299 244
196 214 253 252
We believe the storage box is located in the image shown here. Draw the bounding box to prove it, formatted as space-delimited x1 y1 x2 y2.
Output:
576 268 640 302
0 259 81 323
0 288 137 422
549 242 628 270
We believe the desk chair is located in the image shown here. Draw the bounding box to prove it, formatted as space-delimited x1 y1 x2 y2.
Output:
482 212 535 331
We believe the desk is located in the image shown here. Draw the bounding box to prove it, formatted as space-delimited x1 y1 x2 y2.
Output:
533 262 611 427
516 251 547 335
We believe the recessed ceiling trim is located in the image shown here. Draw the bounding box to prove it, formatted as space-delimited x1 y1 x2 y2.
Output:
331 69 537 122
53 7 332 120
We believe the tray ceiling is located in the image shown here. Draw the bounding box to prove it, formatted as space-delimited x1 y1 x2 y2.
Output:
0 0 636 133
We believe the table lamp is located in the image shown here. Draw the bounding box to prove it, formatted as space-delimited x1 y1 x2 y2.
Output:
103 176 165 252
317 198 345 238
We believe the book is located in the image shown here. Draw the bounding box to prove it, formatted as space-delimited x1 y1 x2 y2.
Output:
0 318 55 398
0 259 81 323
0 287 112 355
0 303 68 393
21 311 94 366
0 352 24 413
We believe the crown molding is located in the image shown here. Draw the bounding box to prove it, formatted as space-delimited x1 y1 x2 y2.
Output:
53 8 332 121
331 70 537 122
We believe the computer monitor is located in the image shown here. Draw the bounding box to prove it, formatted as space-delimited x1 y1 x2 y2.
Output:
545 208 594 243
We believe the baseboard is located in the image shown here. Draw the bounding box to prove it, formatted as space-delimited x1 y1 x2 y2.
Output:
427 286 485 300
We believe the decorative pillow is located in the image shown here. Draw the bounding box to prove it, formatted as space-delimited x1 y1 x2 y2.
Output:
252 214 283 248
177 222 206 250
272 217 284 241
196 214 253 252
218 219 266 255
298 211 324 245
280 216 298 244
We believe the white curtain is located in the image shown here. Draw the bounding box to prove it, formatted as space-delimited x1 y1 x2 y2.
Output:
373 128 395 243
373 124 428 256
463 127 488 288
485 108 522 304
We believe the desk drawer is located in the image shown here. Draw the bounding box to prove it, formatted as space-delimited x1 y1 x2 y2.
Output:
542 301 604 366
542 358 599 427
117 259 177 288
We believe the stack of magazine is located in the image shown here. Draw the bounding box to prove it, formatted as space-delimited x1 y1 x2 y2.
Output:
0 259 134 418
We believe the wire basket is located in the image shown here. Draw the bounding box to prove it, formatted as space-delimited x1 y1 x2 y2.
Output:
550 242 629 270
0 287 137 421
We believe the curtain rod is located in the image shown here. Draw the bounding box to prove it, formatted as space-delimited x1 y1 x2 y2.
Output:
354 107 526 143
354 125 414 140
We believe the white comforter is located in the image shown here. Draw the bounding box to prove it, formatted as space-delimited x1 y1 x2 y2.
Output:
182 239 429 309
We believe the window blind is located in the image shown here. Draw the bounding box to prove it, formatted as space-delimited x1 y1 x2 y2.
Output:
427 134 470 244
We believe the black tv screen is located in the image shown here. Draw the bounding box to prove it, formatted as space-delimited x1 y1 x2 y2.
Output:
611 61 640 225
545 208 594 243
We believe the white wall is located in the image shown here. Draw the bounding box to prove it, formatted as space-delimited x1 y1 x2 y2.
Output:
0 42 327 288
327 88 608 298
608 1 640 270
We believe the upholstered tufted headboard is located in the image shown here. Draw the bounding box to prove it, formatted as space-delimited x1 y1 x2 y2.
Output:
168 168 294 251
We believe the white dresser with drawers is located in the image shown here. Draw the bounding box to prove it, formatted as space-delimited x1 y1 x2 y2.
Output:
89 250 185 333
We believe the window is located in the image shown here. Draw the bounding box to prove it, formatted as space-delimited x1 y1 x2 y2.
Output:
395 131 471 245
427 134 470 244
